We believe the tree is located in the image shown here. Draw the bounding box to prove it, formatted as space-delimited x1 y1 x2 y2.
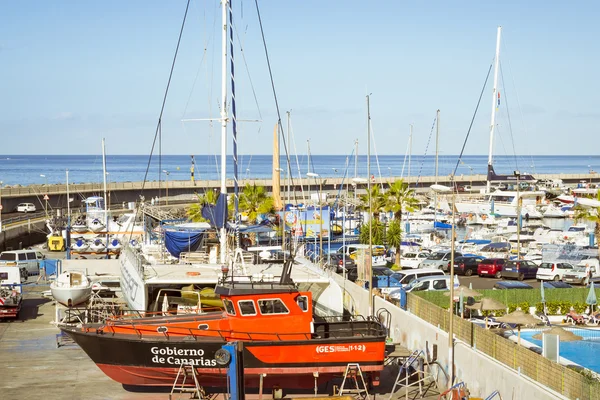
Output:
186 190 219 222
383 180 419 266
237 183 274 224
573 192 600 259
358 184 386 220
359 219 385 245
386 220 402 268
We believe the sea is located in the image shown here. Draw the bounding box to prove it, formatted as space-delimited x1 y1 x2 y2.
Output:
0 154 598 187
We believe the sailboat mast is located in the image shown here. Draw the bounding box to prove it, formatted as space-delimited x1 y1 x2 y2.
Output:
408 124 412 186
367 94 373 317
487 25 502 193
102 138 108 215
435 110 440 184
354 139 358 179
229 0 240 249
219 0 229 263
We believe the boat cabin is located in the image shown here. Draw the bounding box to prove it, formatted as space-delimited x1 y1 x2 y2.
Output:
216 281 313 341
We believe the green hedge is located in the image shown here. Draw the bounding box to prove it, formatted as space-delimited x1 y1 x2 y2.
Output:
415 288 600 315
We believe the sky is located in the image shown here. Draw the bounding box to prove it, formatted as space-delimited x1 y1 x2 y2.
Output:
1 0 598 156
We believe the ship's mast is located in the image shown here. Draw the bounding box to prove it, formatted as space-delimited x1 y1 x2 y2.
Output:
219 0 229 263
487 26 502 193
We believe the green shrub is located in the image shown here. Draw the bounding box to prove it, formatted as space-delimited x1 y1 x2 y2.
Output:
546 301 561 315
573 302 588 314
535 302 545 314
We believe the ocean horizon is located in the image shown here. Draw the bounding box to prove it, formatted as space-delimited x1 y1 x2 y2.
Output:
0 154 598 187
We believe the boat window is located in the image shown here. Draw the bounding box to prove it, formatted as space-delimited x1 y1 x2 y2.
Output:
296 295 309 312
258 299 289 315
223 299 236 315
0 272 7 280
197 324 209 330
238 300 257 316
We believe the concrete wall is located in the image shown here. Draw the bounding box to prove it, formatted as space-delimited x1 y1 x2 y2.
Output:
331 273 567 399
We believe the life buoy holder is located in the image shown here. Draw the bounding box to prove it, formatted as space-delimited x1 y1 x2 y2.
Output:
481 214 487 220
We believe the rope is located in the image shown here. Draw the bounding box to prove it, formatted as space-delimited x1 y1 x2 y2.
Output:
127 0 192 243
499 61 519 171
414 114 437 186
450 63 493 185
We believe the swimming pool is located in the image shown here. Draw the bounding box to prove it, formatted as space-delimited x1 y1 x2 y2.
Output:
520 328 600 373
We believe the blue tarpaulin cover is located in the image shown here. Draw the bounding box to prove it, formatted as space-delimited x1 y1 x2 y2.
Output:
164 230 205 258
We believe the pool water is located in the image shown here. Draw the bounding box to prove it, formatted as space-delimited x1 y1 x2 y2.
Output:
520 328 600 373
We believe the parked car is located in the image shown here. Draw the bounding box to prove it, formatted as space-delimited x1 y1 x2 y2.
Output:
404 275 460 293
493 281 533 290
454 256 484 276
563 259 600 286
501 260 538 281
399 252 431 269
16 203 36 213
477 258 506 278
535 262 575 281
419 251 463 272
327 253 356 274
346 266 393 283
0 249 45 276
388 269 446 289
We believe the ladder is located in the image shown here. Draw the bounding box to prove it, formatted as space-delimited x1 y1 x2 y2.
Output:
338 363 369 399
169 364 205 400
387 350 437 400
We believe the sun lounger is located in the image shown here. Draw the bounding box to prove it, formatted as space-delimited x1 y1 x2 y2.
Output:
564 310 589 325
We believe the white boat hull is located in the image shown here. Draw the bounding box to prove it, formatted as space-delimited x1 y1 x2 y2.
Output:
50 285 93 307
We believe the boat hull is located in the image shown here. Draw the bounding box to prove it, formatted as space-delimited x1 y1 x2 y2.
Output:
51 286 93 307
62 327 385 389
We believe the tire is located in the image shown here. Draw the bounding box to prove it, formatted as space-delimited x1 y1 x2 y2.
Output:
518 273 525 281
553 275 560 282
465 269 473 277
495 271 502 279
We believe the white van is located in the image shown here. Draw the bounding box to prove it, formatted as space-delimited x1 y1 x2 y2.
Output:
390 268 446 287
0 250 45 276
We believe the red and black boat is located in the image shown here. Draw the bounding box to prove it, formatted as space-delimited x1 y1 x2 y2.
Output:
61 264 387 390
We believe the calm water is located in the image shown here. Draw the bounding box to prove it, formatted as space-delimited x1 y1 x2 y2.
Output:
520 328 600 373
0 154 598 187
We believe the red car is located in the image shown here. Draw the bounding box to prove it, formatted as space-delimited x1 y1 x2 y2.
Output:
477 258 506 279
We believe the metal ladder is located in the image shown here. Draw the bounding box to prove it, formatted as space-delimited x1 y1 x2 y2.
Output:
169 364 205 400
338 363 369 399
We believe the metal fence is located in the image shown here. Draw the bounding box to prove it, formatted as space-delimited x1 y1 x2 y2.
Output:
407 293 600 400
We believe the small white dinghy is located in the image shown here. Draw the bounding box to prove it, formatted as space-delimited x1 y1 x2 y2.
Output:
50 271 93 307
89 238 106 252
89 218 106 233
106 237 122 252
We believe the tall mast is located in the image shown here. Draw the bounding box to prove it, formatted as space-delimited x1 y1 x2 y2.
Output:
435 110 440 184
354 139 358 179
487 26 502 193
229 0 239 249
408 124 412 186
367 94 373 317
286 111 291 205
102 138 108 215
219 0 229 263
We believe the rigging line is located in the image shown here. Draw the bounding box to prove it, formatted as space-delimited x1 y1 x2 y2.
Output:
253 0 298 220
504 38 536 174
129 0 192 243
181 7 212 119
231 17 262 120
368 119 385 189
451 63 494 181
289 113 306 203
333 147 356 208
499 61 519 170
414 114 437 186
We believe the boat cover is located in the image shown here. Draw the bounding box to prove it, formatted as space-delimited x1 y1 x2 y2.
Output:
164 230 204 257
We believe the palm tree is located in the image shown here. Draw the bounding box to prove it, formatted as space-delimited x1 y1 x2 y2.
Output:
386 220 402 269
573 191 600 259
358 184 386 220
237 183 274 223
383 179 419 266
359 219 386 246
186 190 219 222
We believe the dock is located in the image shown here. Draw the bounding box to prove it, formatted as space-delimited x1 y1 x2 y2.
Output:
0 284 443 400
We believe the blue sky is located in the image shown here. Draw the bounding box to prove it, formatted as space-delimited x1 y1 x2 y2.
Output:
1 0 598 156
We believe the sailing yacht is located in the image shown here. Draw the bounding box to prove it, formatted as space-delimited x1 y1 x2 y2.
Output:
117 0 343 318
454 26 543 219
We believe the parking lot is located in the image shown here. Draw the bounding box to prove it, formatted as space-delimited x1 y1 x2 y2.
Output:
456 274 541 290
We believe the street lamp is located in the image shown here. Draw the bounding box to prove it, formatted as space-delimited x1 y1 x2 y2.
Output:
162 170 170 205
40 174 48 217
306 172 324 265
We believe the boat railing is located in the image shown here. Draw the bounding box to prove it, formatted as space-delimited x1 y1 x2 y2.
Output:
95 318 386 341
121 244 146 277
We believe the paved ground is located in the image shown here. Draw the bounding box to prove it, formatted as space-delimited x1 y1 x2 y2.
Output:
457 274 540 289
0 284 443 400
